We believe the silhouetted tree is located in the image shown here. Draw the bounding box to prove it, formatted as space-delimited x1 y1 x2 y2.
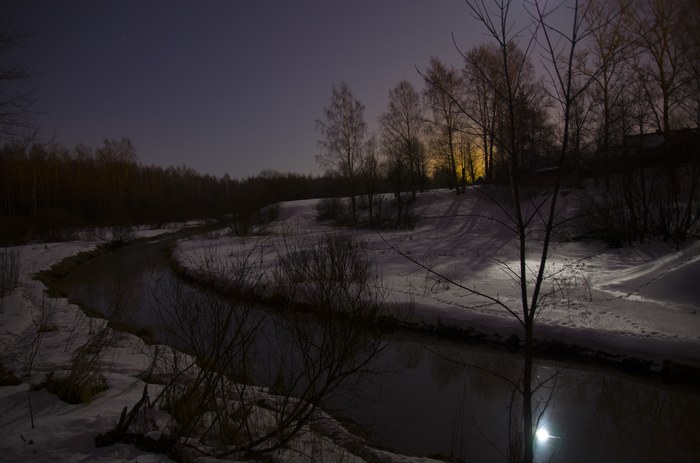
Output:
424 58 465 193
413 1 598 461
580 0 632 185
465 1 594 460
627 0 690 143
379 79 426 223
316 82 367 223
361 135 382 225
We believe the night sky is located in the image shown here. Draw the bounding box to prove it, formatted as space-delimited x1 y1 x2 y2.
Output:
6 1 506 178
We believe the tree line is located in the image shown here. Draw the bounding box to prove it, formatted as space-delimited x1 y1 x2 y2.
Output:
316 0 700 226
0 138 367 244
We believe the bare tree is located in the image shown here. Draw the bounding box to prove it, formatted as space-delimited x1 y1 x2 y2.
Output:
463 43 502 181
455 130 481 184
316 82 367 223
361 134 382 226
379 80 426 225
568 72 597 163
461 40 546 180
580 0 632 185
381 128 408 224
423 57 465 193
627 0 690 142
515 1 602 458
413 1 598 461
624 59 656 135
379 80 426 202
459 6 546 461
676 1 700 128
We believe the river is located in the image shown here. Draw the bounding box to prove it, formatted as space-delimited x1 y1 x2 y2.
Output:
61 238 700 463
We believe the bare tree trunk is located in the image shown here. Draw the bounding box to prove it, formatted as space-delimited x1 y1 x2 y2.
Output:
522 321 534 463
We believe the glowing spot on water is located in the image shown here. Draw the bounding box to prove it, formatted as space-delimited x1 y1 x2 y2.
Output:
536 427 551 443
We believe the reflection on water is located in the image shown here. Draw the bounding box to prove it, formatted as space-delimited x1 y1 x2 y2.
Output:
63 241 170 330
344 340 700 463
584 373 700 462
62 241 700 463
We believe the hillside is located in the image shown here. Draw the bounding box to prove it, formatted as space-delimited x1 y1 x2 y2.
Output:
177 187 700 366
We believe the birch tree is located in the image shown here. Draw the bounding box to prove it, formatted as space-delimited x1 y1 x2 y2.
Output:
316 82 367 223
417 1 600 461
381 80 426 201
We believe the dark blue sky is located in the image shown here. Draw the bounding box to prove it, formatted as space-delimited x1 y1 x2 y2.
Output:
6 1 504 178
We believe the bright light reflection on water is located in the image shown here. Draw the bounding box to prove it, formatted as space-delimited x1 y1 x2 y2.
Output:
536 427 552 443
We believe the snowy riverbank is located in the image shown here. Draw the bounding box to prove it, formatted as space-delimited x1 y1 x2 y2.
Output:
2 186 699 461
175 188 700 368
0 233 442 462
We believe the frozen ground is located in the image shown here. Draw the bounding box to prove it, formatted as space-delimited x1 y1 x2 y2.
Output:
176 188 700 367
0 232 442 462
1 188 698 462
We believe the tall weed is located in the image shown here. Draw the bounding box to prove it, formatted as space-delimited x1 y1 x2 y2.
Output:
0 248 20 295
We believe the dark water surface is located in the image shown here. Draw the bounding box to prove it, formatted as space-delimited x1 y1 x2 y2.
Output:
62 239 700 463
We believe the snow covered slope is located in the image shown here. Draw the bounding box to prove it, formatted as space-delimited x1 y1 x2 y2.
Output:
177 188 700 365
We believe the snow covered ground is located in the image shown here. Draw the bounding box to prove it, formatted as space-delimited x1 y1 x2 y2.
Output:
0 240 167 462
1 187 698 462
0 231 443 462
176 188 700 367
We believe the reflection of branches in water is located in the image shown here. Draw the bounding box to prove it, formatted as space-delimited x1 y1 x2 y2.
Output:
430 348 467 390
392 340 425 371
450 372 469 458
422 342 564 462
104 275 138 326
269 309 386 423
587 375 700 461
269 231 388 421
148 259 266 449
136 233 388 458
422 343 521 394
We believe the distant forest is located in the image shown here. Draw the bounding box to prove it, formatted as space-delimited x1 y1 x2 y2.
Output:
0 137 367 243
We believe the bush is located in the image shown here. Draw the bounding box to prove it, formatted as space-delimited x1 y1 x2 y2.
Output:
228 204 280 236
582 165 700 247
273 233 383 316
44 321 121 404
138 241 387 458
0 360 21 386
111 225 135 243
315 197 352 225
45 369 108 405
